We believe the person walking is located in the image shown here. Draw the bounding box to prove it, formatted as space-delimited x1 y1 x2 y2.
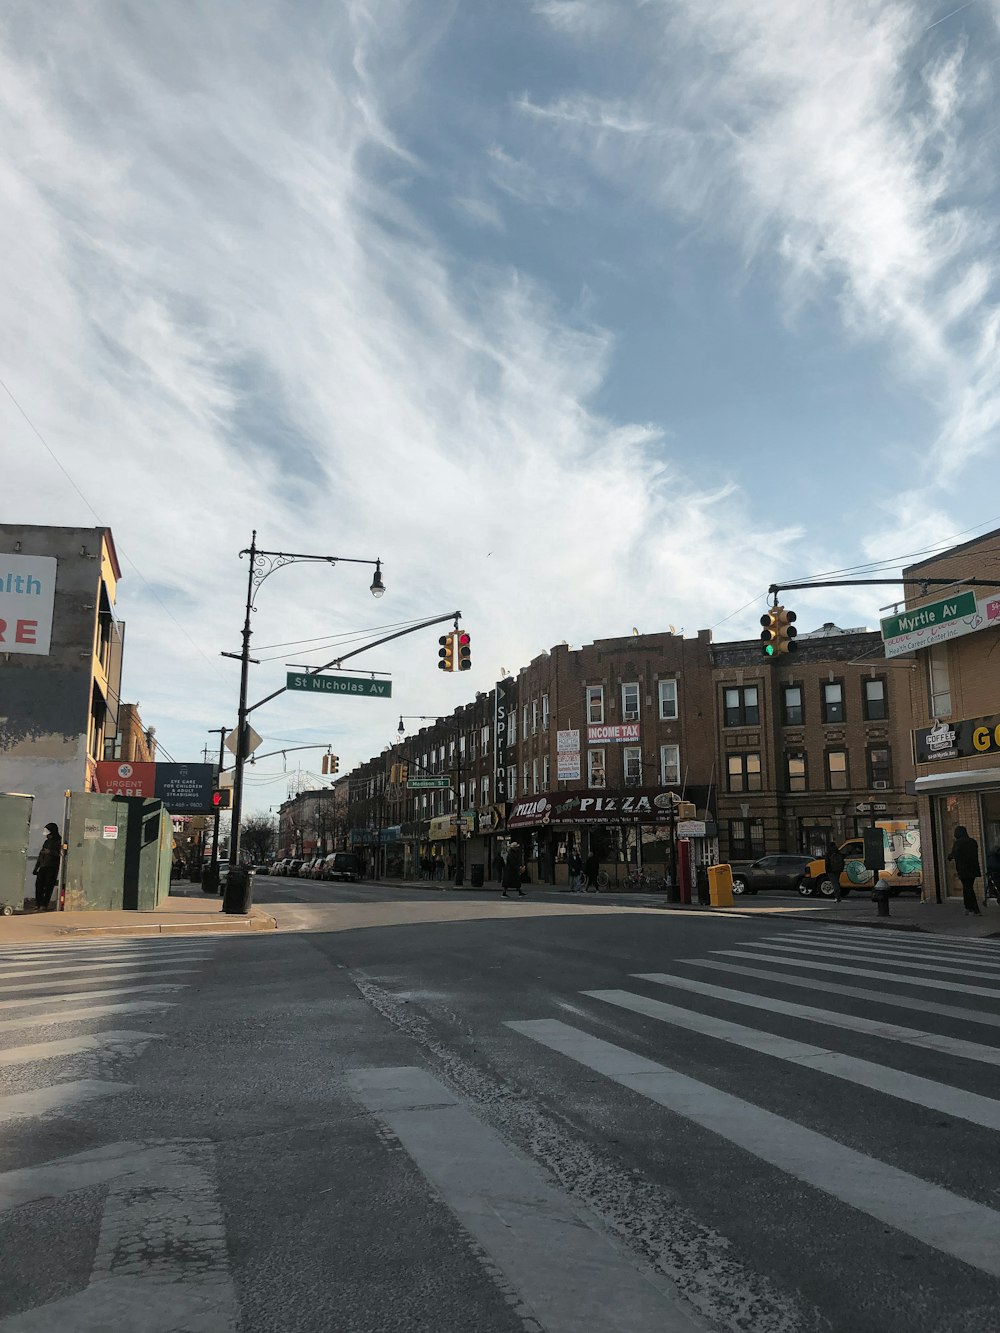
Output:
32 823 62 911
986 845 1000 904
584 848 600 893
567 848 583 894
501 842 525 898
823 839 846 902
948 825 982 915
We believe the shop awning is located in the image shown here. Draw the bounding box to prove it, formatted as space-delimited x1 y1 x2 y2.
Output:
914 768 1000 794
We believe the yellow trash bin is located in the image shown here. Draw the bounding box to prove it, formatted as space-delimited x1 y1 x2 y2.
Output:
707 863 734 908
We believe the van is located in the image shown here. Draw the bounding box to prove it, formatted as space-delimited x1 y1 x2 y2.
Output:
803 821 922 898
324 852 361 882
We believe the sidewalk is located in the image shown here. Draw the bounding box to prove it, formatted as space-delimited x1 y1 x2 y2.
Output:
368 877 999 939
1 889 276 942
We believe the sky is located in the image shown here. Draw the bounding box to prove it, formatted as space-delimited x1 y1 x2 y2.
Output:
4 0 1000 813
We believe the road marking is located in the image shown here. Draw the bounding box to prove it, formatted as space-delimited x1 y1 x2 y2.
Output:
587 989 1000 1132
770 929 1000 959
2 983 184 1012
780 926 1000 953
755 938 1000 977
0 1030 163 1068
348 1064 707 1333
634 972 1000 1068
0 1141 151 1213
0 1079 129 1125
508 1019 1000 1280
0 1000 175 1032
0 956 210 981
0 968 196 997
0 1140 239 1331
711 950 1000 999
686 959 1000 1029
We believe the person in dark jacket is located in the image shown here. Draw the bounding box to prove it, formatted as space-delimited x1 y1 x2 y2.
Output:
501 843 525 898
947 825 982 915
567 849 583 893
33 823 62 911
824 840 846 902
584 849 601 891
986 846 1000 902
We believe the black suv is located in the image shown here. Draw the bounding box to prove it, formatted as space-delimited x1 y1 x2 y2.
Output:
730 854 816 895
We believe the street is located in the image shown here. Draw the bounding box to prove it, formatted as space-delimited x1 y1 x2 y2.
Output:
1 879 999 1332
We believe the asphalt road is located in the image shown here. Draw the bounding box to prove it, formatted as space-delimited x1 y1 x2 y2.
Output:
1 877 998 1332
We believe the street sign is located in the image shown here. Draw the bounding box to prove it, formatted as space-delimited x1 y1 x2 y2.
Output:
406 776 451 789
286 673 391 698
226 724 262 755
879 591 977 657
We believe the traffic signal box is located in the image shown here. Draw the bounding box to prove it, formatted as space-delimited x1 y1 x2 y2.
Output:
321 753 340 775
438 633 455 671
760 605 798 657
211 789 232 810
457 631 471 671
389 762 410 785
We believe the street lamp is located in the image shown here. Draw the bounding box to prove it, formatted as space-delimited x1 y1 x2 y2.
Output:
224 531 384 908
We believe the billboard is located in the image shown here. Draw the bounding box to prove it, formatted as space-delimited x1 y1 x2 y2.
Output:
94 761 217 812
0 554 57 655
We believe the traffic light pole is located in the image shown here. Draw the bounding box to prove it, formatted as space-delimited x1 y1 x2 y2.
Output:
208 727 227 875
455 732 464 887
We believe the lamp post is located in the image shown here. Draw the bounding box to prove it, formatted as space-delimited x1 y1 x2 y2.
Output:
224 531 384 904
398 713 465 887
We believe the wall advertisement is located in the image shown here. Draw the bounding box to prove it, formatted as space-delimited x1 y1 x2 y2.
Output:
0 554 57 656
94 761 218 813
586 723 639 744
556 728 581 781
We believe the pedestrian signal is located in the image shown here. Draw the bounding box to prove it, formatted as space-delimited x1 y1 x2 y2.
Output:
438 633 455 672
211 789 231 810
457 631 471 671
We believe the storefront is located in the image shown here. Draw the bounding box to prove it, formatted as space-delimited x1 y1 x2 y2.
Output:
505 787 717 887
913 716 1000 900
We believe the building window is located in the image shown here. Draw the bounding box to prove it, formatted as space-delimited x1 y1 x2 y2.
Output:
728 818 765 860
723 685 759 728
658 679 678 721
621 682 640 721
863 678 887 721
727 753 762 793
782 685 803 726
541 694 550 730
508 712 517 746
543 755 551 788
586 685 605 724
522 762 529 794
786 751 807 792
826 750 848 790
623 746 642 785
481 774 490 803
822 682 845 724
928 645 951 718
531 700 538 734
867 746 892 788
459 781 466 804
507 765 517 798
523 704 529 736
660 744 680 786
588 749 606 787
532 758 539 794
481 724 490 752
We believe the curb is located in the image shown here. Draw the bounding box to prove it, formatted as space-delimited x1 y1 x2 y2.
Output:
47 912 278 939
651 902 1000 938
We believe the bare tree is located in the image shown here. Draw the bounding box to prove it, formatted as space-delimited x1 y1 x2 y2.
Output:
242 814 277 864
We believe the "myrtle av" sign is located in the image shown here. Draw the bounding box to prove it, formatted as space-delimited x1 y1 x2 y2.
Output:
286 673 392 698
879 591 977 658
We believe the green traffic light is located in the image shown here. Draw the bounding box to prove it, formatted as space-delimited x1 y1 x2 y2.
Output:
764 643 775 656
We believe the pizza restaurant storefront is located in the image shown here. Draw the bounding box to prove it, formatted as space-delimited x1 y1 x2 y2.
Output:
913 716 1000 901
505 788 717 888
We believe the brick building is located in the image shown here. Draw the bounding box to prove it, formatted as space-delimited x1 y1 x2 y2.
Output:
710 626 917 862
901 528 1000 900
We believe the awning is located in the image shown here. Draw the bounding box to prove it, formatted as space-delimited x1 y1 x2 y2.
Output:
914 768 1000 794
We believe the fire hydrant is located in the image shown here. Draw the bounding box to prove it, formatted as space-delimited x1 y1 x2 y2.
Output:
873 877 891 918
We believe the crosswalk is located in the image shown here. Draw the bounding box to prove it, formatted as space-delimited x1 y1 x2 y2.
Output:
0 937 239 1331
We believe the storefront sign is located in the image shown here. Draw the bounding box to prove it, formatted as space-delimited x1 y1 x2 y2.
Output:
586 723 639 743
556 728 581 781
95 760 157 798
508 788 681 829
494 676 517 801
95 761 218 812
0 553 57 655
914 713 1000 763
881 591 998 659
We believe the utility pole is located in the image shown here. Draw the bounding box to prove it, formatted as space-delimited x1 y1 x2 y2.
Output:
455 726 464 887
203 727 228 892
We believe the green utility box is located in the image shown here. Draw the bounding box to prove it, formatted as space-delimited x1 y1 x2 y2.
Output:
63 794 173 911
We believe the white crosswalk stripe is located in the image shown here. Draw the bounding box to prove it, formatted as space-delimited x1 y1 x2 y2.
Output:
500 924 1000 1286
0 934 238 1327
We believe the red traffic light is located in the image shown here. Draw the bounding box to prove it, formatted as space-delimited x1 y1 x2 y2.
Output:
457 631 471 670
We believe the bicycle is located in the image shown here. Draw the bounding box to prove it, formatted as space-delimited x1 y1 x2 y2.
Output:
581 870 610 893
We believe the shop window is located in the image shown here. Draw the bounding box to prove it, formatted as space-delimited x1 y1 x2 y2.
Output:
728 818 765 860
658 679 678 720
724 685 759 728
588 749 606 787
863 678 887 721
786 751 807 792
826 750 848 790
822 682 845 724
783 685 803 726
621 683 640 722
586 685 605 724
660 744 680 786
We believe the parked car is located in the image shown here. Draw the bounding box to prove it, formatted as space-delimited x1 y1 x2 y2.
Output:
305 858 325 879
287 859 304 877
730 854 816 896
323 851 361 882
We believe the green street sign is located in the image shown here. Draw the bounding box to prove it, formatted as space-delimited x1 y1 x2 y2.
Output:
880 591 976 642
406 776 451 789
286 672 392 698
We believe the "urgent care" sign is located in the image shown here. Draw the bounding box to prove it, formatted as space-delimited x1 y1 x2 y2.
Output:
0 554 57 655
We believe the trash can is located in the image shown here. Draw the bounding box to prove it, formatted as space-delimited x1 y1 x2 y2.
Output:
707 864 734 908
222 866 253 915
665 873 680 904
696 865 710 906
470 863 485 888
201 863 220 895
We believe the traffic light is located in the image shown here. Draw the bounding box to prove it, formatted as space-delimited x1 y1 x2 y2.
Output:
776 606 798 654
322 753 340 775
390 761 410 785
438 632 455 671
760 607 780 657
211 789 231 810
457 631 471 671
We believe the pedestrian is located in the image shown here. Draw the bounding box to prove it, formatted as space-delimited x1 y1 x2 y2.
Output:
584 848 600 892
824 839 845 902
567 848 583 893
32 823 62 911
501 842 525 898
986 845 1000 904
947 825 982 915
